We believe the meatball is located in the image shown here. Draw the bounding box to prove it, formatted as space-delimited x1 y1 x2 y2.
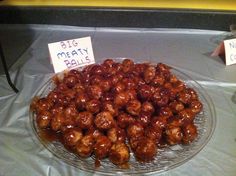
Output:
121 77 136 90
94 135 112 159
50 105 64 115
182 123 198 144
109 142 130 165
189 100 203 114
165 126 183 145
117 112 136 129
100 79 112 92
126 99 142 116
76 111 93 129
34 98 53 113
145 126 162 144
169 101 184 114
178 109 196 124
151 115 168 130
85 99 101 114
152 88 170 107
51 112 64 131
102 101 118 117
137 112 151 127
36 110 52 129
114 91 130 108
86 127 104 139
107 127 126 143
138 84 154 101
95 111 115 130
177 90 192 104
75 134 94 158
103 58 115 68
152 74 165 86
141 101 154 115
101 92 114 102
126 89 137 100
143 66 156 83
75 93 89 110
87 85 103 99
159 106 173 118
63 128 83 146
64 104 78 118
63 75 78 88
122 58 134 73
186 88 198 100
126 122 144 139
134 138 157 162
113 81 126 93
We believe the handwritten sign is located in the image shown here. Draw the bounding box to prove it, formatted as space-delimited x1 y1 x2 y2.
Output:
48 36 95 73
224 38 236 66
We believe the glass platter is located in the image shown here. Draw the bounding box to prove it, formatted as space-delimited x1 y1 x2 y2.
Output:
29 59 216 175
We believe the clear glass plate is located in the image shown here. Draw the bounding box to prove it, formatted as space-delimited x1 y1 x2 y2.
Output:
29 59 216 175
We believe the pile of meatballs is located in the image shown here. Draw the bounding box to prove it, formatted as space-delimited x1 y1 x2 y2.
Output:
31 59 203 167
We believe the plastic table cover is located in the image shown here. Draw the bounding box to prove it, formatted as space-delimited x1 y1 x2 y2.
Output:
0 24 235 176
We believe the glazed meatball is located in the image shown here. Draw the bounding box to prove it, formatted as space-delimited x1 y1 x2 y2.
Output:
102 101 118 117
122 77 136 90
76 111 93 129
50 104 64 115
143 66 156 83
126 99 142 116
94 135 112 159
152 74 165 86
51 112 64 131
189 100 203 114
117 112 136 129
34 98 53 113
113 81 126 93
126 122 144 139
182 123 198 144
95 111 115 130
75 134 94 158
107 127 126 143
178 90 192 104
75 93 89 110
159 106 173 118
151 115 168 130
87 85 103 99
141 101 154 115
109 142 130 165
64 104 78 118
63 128 83 146
134 138 157 162
101 92 114 102
63 75 78 88
152 88 170 107
122 59 134 73
167 117 184 128
145 126 162 143
178 109 196 124
36 110 52 129
85 99 101 114
86 127 104 139
138 84 154 101
137 112 151 127
114 91 130 108
169 100 185 114
126 89 137 100
165 126 183 145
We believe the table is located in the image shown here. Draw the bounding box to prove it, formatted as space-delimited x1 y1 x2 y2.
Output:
0 24 235 176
